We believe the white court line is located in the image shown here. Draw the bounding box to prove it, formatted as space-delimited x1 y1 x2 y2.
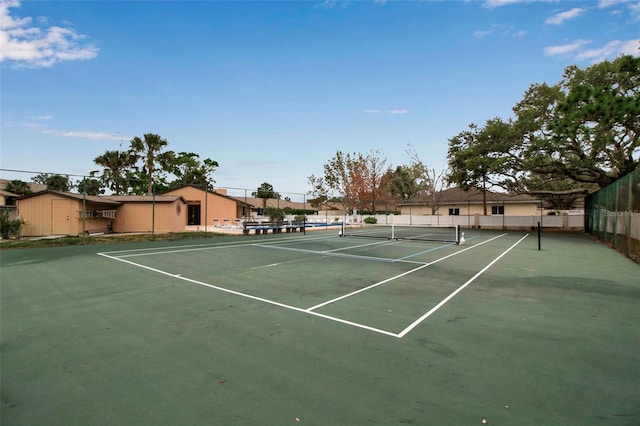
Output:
97 251 399 338
251 243 425 265
396 233 530 338
97 232 520 339
305 233 508 311
100 232 340 258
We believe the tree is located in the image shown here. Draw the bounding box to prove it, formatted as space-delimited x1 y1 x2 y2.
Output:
322 151 359 214
252 182 279 210
447 55 639 211
359 150 388 213
515 55 639 190
32 173 71 192
405 144 448 214
448 122 511 214
263 207 285 222
94 150 136 195
307 174 329 210
77 178 104 196
5 180 32 196
168 152 219 191
130 133 173 195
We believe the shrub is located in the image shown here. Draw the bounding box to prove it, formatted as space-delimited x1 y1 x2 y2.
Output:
294 215 306 222
0 211 26 239
364 217 377 224
263 207 285 222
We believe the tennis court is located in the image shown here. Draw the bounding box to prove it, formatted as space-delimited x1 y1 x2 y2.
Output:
1 228 639 425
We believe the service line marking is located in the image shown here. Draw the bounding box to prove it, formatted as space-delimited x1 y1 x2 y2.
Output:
396 233 529 338
305 233 508 312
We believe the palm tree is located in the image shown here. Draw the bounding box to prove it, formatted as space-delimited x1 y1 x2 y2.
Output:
130 133 172 195
252 182 279 210
94 150 136 195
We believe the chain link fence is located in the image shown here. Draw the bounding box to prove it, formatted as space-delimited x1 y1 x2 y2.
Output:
585 169 640 263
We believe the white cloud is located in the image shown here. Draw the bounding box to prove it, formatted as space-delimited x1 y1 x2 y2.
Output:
41 129 125 141
576 39 640 62
473 23 526 39
545 38 639 62
314 0 351 9
473 29 493 39
363 109 408 115
545 8 586 25
484 0 523 7
0 0 99 68
597 0 631 8
484 0 557 8
543 39 590 56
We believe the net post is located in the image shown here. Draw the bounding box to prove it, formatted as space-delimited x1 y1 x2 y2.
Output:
537 221 541 250
391 222 395 240
455 224 460 245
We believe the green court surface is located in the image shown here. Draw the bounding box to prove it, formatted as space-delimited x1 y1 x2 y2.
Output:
1 229 638 425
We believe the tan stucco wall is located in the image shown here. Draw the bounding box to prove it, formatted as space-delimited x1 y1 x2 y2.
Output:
113 200 186 233
164 187 238 226
18 194 120 236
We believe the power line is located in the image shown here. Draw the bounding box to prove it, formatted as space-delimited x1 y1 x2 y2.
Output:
0 168 93 178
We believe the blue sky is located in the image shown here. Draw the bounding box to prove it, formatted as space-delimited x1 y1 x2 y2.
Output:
1 0 639 198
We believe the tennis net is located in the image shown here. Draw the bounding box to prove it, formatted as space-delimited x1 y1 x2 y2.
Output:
340 223 460 244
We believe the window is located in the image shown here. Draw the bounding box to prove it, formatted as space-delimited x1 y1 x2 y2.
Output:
492 205 505 215
449 208 460 216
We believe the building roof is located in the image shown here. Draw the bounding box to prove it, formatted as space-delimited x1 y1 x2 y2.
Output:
0 189 19 198
105 195 185 203
229 196 309 210
162 184 245 204
0 179 47 193
18 190 122 205
17 190 186 205
398 187 541 206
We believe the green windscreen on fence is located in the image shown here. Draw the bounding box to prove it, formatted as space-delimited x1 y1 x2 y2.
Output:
585 169 640 263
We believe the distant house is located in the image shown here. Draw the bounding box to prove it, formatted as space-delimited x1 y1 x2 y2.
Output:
0 179 47 219
228 196 311 218
0 189 19 214
397 187 543 216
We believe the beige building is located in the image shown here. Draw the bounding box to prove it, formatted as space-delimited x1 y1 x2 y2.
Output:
163 185 247 228
17 191 123 236
16 190 188 237
398 187 542 216
13 185 262 237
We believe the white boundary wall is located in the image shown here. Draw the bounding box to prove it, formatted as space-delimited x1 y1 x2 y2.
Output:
358 214 584 230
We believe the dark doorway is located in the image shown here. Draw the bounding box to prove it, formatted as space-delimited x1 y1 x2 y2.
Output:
188 204 201 225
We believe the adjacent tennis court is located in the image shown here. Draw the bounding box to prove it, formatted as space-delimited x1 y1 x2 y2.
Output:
1 228 639 425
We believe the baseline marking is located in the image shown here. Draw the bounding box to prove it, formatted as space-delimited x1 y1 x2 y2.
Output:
396 233 529 338
97 252 399 338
